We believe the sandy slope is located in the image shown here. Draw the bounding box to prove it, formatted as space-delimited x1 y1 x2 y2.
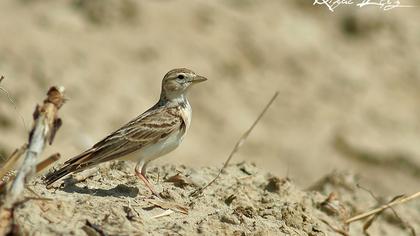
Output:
11 162 420 235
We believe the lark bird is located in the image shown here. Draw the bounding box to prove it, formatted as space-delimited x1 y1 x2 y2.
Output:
45 68 207 195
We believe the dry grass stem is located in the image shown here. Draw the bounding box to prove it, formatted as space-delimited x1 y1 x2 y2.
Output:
145 198 189 214
0 145 28 193
0 144 28 181
35 153 61 173
346 191 420 224
190 91 278 197
152 209 174 219
0 152 60 194
0 76 27 131
356 184 415 235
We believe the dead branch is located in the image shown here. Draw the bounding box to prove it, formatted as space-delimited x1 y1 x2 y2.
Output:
0 144 28 181
0 152 61 194
6 86 65 205
346 191 420 224
36 153 61 173
0 145 28 194
190 92 278 197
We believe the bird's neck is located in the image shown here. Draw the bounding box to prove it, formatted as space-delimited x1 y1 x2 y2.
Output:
159 93 188 106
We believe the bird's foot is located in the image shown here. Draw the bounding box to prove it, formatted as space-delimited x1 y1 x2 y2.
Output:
135 171 160 198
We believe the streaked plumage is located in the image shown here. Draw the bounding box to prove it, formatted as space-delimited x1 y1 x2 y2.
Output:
45 68 207 195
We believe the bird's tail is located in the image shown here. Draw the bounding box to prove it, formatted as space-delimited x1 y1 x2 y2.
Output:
44 164 78 187
44 150 93 187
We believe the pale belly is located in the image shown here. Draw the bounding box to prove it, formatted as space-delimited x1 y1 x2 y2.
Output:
121 129 185 163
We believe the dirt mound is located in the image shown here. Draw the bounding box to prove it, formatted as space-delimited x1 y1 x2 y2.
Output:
11 162 420 235
1 0 420 198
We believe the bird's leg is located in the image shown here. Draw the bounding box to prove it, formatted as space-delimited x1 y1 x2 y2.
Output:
135 161 159 197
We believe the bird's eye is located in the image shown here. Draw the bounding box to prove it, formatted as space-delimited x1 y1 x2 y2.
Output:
177 74 185 80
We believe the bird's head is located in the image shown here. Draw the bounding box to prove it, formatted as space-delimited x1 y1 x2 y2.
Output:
160 68 207 100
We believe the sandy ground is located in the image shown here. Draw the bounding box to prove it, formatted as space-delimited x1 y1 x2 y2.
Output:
10 161 420 235
0 0 420 194
1 0 420 235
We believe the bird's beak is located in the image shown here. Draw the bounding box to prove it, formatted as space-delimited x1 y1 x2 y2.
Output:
191 75 207 83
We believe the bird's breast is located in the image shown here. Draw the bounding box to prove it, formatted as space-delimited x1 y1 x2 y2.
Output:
125 128 186 163
123 101 192 163
180 101 192 130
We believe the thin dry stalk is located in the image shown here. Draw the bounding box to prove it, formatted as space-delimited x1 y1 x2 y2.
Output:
0 144 28 181
0 152 61 193
190 92 279 197
0 76 27 131
152 209 174 219
346 191 420 224
0 145 28 193
357 184 415 235
0 84 65 235
145 198 188 214
36 153 61 173
6 86 65 205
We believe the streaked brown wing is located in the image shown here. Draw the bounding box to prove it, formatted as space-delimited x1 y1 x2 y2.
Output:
66 105 184 169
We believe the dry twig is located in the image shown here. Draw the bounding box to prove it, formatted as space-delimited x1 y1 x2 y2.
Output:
346 191 420 224
152 209 174 219
165 173 193 188
0 152 61 194
0 144 28 182
0 85 65 235
190 92 278 197
36 153 61 173
0 145 28 194
356 184 416 235
145 198 188 214
6 86 65 205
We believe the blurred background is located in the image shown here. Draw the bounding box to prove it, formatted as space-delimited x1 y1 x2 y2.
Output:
0 0 419 196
